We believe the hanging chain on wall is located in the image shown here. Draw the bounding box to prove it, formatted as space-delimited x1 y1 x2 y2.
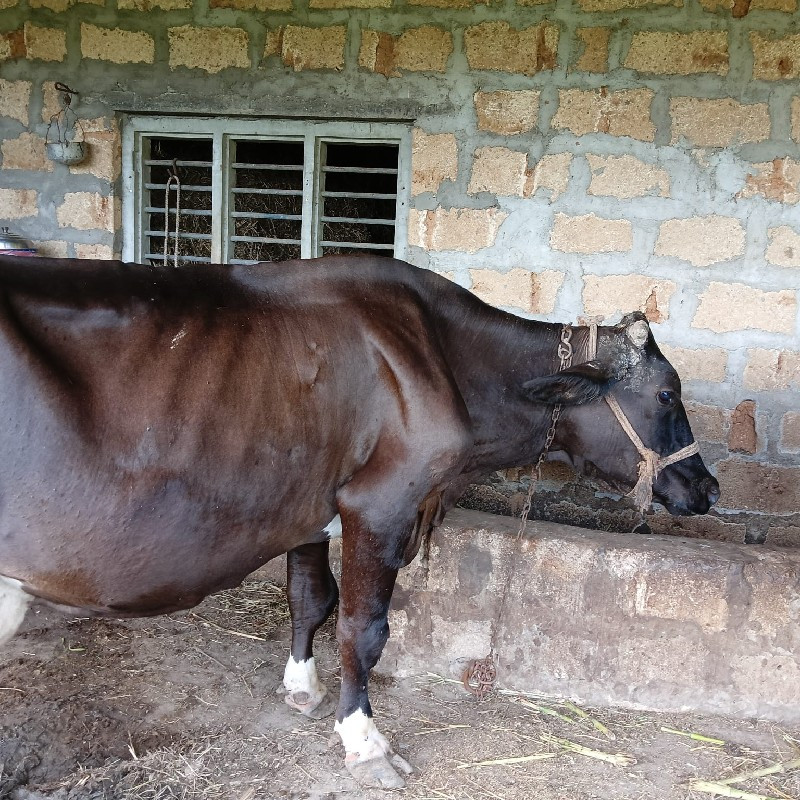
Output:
163 159 182 268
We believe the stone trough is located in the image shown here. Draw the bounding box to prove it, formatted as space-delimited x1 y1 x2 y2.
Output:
263 508 800 725
376 509 800 725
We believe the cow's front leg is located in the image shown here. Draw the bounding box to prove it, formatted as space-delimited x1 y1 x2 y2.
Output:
334 512 413 789
283 540 338 719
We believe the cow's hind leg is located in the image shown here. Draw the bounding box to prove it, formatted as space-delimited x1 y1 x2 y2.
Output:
283 541 338 719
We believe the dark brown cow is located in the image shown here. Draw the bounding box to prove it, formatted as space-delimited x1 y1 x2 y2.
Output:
0 255 718 788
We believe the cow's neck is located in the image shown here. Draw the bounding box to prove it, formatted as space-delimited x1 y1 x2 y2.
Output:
431 296 595 475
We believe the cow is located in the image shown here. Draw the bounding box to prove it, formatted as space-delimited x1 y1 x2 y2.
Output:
0 254 719 788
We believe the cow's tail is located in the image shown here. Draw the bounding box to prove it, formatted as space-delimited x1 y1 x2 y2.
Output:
0 576 31 645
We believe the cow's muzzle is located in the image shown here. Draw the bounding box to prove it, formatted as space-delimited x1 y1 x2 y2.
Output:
655 471 720 516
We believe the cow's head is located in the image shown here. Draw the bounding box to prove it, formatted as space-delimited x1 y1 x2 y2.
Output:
522 313 720 516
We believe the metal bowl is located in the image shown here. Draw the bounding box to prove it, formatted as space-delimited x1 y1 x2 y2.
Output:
0 227 36 254
46 140 87 165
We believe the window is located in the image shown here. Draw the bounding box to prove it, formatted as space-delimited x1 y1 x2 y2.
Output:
121 117 411 267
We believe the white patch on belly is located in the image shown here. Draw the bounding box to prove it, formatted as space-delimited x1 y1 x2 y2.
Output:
283 655 328 707
0 576 31 646
334 708 392 761
323 514 342 540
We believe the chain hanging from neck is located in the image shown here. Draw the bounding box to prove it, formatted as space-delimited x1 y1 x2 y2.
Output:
517 324 574 538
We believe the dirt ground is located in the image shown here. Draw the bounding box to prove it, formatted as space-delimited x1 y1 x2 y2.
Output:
0 577 798 800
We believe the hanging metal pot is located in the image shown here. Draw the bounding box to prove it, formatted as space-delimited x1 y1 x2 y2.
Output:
0 227 37 256
45 83 88 166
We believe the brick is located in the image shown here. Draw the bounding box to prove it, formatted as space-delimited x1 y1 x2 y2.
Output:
793 97 800 142
24 23 67 61
716 459 800 513
0 0 17 6
408 0 484 6
766 526 800 547
551 88 656 142
468 268 564 314
0 131 52 171
32 240 68 257
0 188 37 219
628 567 729 631
359 27 452 75
169 26 249 73
29 0 103 7
212 0 290 8
41 81 62 123
766 226 800 268
464 22 558 76
75 243 114 259
469 147 530 196
119 0 192 8
69 117 121 182
587 154 669 198
700 0 797 10
582 274 676 321
684 402 728 443
411 130 457 195
780 411 800 452
279 25 345 71
56 192 118 232
572 27 610 72
550 213 633 254
81 24 155 64
659 345 728 382
744 560 800 638
577 0 679 8
648 511 746 544
625 31 729 76
744 349 800 391
733 653 800 709
694 283 796 334
729 400 757 454
408 208 507 253
655 215 745 266
741 158 800 204
0 78 30 124
615 636 710 686
527 153 572 202
475 90 539 135
751 33 800 80
670 97 769 147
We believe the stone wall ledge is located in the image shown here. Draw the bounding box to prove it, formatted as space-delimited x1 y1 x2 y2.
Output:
375 509 800 725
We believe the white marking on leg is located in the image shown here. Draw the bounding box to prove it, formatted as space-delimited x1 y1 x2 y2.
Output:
323 514 342 540
0 576 31 646
283 655 328 708
335 708 392 762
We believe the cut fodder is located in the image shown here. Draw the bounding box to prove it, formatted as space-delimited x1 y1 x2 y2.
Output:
188 579 290 641
56 736 273 800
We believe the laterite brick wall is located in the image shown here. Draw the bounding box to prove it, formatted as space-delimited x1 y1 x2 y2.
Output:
0 1 798 544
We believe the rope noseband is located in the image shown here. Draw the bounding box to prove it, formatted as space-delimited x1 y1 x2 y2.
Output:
586 323 700 513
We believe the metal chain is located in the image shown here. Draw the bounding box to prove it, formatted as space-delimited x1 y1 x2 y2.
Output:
517 325 574 539
461 655 497 700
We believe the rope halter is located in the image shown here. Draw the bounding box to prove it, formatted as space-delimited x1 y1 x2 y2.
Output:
586 322 700 514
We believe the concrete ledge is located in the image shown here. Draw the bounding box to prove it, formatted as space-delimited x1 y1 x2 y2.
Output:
377 509 800 725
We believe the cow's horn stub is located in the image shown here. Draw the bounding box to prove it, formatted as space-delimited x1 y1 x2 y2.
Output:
626 318 649 348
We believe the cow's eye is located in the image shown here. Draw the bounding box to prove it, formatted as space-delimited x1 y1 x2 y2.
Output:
657 390 677 407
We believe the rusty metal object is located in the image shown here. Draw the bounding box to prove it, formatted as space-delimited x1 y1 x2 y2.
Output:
461 655 496 700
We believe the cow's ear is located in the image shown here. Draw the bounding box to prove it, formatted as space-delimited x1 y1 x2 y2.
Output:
522 361 617 405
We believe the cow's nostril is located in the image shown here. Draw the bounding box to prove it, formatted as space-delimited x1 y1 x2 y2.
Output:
706 481 720 506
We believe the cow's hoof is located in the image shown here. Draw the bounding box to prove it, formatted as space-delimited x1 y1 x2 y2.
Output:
285 689 336 719
345 752 413 789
